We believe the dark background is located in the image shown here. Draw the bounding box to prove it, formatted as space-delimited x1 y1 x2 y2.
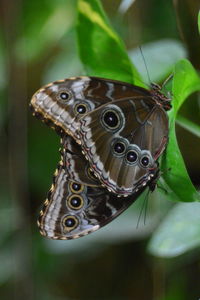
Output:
0 0 200 299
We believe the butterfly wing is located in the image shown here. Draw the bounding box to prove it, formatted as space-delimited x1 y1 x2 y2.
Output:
30 76 152 141
38 136 154 239
61 134 99 186
78 97 168 196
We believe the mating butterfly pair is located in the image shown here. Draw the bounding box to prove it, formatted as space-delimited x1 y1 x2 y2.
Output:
30 76 171 239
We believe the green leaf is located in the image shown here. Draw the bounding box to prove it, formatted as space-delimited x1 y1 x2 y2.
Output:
129 39 187 83
176 115 200 138
76 0 142 85
198 10 200 34
162 59 200 202
148 202 200 257
171 59 200 114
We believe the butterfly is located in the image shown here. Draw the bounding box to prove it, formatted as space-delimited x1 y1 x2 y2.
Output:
30 76 171 239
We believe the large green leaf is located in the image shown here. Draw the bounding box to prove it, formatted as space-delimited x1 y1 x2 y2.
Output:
76 0 142 85
162 59 200 202
148 202 200 257
148 60 200 256
129 39 187 83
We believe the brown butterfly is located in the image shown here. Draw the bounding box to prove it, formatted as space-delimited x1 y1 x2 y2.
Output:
30 76 171 239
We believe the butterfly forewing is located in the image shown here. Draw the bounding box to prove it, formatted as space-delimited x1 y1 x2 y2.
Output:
30 76 154 141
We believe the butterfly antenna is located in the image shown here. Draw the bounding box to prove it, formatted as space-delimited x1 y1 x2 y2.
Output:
161 73 174 99
139 45 151 86
143 190 149 225
136 189 149 229
162 73 173 89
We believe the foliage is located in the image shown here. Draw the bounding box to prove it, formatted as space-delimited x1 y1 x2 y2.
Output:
77 0 141 84
1 0 200 299
148 202 200 257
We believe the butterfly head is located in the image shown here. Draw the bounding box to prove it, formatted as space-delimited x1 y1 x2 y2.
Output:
150 82 172 111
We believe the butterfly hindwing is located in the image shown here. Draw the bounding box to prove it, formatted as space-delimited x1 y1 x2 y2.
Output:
61 134 99 186
38 136 156 239
78 97 168 195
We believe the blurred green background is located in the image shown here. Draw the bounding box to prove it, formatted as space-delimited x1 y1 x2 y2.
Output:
0 0 200 299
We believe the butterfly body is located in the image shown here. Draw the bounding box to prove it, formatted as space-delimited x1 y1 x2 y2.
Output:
30 76 171 239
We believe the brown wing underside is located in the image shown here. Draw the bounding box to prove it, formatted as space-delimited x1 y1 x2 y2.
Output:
30 77 152 140
78 97 168 195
